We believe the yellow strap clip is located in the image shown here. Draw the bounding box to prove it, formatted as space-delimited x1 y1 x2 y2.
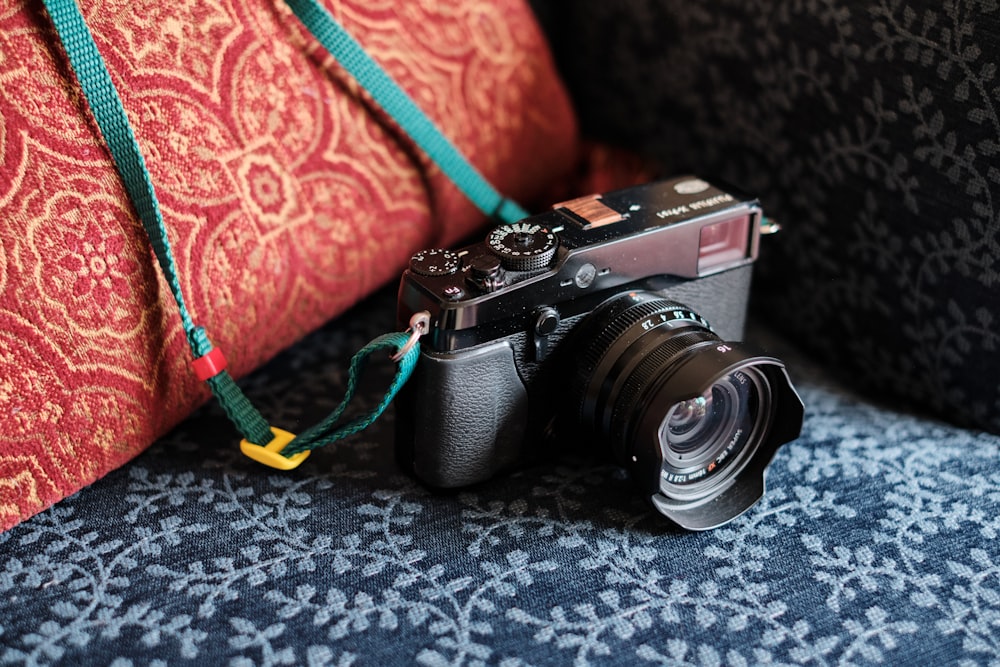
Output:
240 427 310 470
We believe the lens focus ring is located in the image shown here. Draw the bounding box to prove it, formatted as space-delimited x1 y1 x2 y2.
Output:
611 329 719 442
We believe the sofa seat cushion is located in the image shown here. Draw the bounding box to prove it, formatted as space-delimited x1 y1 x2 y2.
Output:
0 288 996 665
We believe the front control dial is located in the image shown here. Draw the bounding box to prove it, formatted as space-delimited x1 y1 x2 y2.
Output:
486 223 558 271
408 248 461 277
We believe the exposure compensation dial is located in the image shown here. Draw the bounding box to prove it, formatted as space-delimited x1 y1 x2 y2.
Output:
408 248 461 277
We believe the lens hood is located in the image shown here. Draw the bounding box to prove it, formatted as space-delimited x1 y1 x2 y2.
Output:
629 344 804 530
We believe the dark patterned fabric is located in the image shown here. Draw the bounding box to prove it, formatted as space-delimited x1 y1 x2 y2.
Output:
530 0 1000 434
1 290 998 665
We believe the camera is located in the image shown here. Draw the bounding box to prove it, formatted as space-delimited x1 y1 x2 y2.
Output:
396 176 804 530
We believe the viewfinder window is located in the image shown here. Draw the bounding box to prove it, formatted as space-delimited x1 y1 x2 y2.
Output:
697 215 750 274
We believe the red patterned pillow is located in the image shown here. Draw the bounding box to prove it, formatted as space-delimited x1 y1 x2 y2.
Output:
0 0 578 529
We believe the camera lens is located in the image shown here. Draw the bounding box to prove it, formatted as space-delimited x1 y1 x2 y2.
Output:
572 292 803 530
658 369 765 499
665 394 717 449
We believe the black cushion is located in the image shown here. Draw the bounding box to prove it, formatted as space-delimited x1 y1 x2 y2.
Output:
531 0 1000 434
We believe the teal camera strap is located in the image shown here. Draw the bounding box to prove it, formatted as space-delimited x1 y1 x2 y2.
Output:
39 0 528 466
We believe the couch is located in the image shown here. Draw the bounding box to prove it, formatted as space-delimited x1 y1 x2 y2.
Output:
2 287 999 665
2 0 998 664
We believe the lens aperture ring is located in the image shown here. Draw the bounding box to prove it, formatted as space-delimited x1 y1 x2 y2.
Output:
577 300 670 378
577 297 708 381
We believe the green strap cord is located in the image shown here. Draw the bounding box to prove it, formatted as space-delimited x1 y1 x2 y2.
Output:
40 0 525 464
40 0 275 447
284 331 419 456
284 0 529 224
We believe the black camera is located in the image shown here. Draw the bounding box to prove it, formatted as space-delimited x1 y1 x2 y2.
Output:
396 176 803 530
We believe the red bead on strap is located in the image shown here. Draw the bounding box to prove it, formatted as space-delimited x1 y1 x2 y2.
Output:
192 347 228 382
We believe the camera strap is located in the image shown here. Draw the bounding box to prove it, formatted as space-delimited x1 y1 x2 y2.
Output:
40 0 527 468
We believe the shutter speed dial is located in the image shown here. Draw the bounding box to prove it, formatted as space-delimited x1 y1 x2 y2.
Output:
408 248 461 277
487 223 558 271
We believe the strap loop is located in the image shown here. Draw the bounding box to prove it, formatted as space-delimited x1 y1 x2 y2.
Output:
281 330 422 457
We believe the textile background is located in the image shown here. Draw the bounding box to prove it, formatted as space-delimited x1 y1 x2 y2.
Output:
531 0 1000 434
1 290 997 665
0 0 577 529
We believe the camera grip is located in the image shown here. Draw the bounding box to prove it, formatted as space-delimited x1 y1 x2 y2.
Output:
398 341 528 488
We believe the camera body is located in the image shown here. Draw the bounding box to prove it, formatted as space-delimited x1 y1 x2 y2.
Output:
396 176 802 529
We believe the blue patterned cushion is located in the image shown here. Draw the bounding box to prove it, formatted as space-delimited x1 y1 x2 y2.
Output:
1 290 997 665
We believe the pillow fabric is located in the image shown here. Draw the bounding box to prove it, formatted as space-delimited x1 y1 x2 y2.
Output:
530 1 1000 434
0 0 578 530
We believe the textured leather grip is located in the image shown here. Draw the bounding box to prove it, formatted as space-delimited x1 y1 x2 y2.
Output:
400 340 528 488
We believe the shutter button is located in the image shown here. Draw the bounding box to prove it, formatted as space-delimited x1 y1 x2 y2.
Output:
467 254 505 293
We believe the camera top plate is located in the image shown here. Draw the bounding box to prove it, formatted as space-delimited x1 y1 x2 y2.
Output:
398 175 762 349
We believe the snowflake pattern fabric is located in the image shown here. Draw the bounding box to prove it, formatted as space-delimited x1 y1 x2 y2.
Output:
1 290 997 666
